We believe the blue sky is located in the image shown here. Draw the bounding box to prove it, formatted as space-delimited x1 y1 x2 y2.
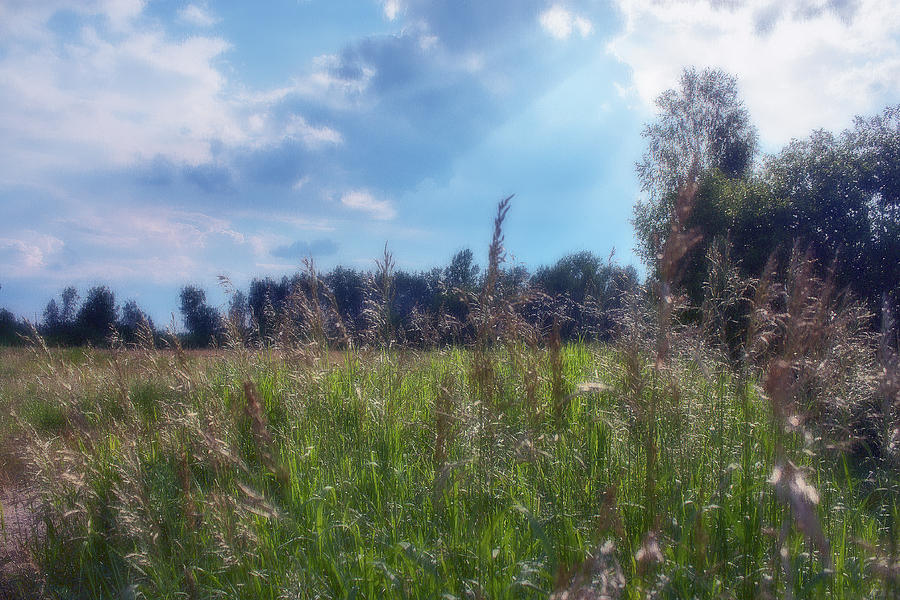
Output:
2 0 898 324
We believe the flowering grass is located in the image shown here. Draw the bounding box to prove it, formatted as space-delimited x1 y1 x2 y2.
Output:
0 341 895 599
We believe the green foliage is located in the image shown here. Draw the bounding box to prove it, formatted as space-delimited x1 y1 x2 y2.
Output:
680 113 900 317
0 307 27 345
1 338 894 599
634 67 757 265
179 285 222 347
635 65 899 318
76 286 118 344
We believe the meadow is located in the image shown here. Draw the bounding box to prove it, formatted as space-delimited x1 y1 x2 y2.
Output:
1 268 897 599
1 188 899 599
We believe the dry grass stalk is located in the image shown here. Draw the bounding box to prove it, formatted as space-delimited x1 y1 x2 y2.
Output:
550 540 626 600
218 275 248 351
549 319 568 427
656 161 702 371
876 297 899 597
470 195 514 351
769 460 831 576
751 248 869 594
432 373 456 473
365 242 397 348
242 381 288 484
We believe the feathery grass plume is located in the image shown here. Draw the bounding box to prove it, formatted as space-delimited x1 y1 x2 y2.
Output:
278 257 348 362
218 275 248 350
23 319 53 366
467 195 513 350
135 314 157 353
656 160 701 371
878 296 899 467
299 257 328 348
406 306 438 349
363 243 396 348
549 318 569 428
756 247 862 595
242 381 288 485
635 531 665 576
467 197 513 474
700 236 753 356
432 371 458 494
550 540 626 600
876 296 900 597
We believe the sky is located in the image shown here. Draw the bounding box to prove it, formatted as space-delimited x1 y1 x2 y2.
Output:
1 0 899 325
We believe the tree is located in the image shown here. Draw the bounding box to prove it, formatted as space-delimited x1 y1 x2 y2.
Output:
179 285 221 347
444 248 479 291
119 299 153 343
42 298 61 331
61 286 79 324
531 252 638 339
76 286 118 344
441 249 480 329
633 67 757 265
0 308 26 346
40 286 81 344
226 289 250 338
248 277 292 341
325 267 366 332
683 104 900 317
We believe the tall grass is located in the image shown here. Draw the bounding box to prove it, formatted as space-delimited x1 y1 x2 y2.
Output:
0 195 897 599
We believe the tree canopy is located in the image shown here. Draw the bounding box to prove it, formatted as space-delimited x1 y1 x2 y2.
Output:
634 67 757 265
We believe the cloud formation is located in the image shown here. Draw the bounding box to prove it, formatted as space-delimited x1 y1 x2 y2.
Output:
340 190 396 220
0 1 341 184
0 232 64 276
178 3 219 28
539 5 594 40
608 0 900 145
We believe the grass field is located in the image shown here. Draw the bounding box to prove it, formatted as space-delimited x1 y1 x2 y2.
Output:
0 334 897 599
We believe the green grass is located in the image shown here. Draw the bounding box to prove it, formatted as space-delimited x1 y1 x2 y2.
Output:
0 344 896 599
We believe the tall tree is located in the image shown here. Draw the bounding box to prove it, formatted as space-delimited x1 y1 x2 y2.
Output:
42 299 61 330
76 286 118 343
179 285 221 347
60 286 79 324
633 67 757 265
444 248 479 291
119 299 153 342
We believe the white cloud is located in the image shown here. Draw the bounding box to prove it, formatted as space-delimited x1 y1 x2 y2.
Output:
539 5 594 40
178 3 219 28
340 190 397 220
608 0 900 146
0 3 342 181
383 0 402 21
283 115 343 147
0 232 64 275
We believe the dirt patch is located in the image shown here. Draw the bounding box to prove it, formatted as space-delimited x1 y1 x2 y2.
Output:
0 483 43 600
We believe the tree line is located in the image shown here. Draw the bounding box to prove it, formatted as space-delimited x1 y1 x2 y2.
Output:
0 250 639 348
